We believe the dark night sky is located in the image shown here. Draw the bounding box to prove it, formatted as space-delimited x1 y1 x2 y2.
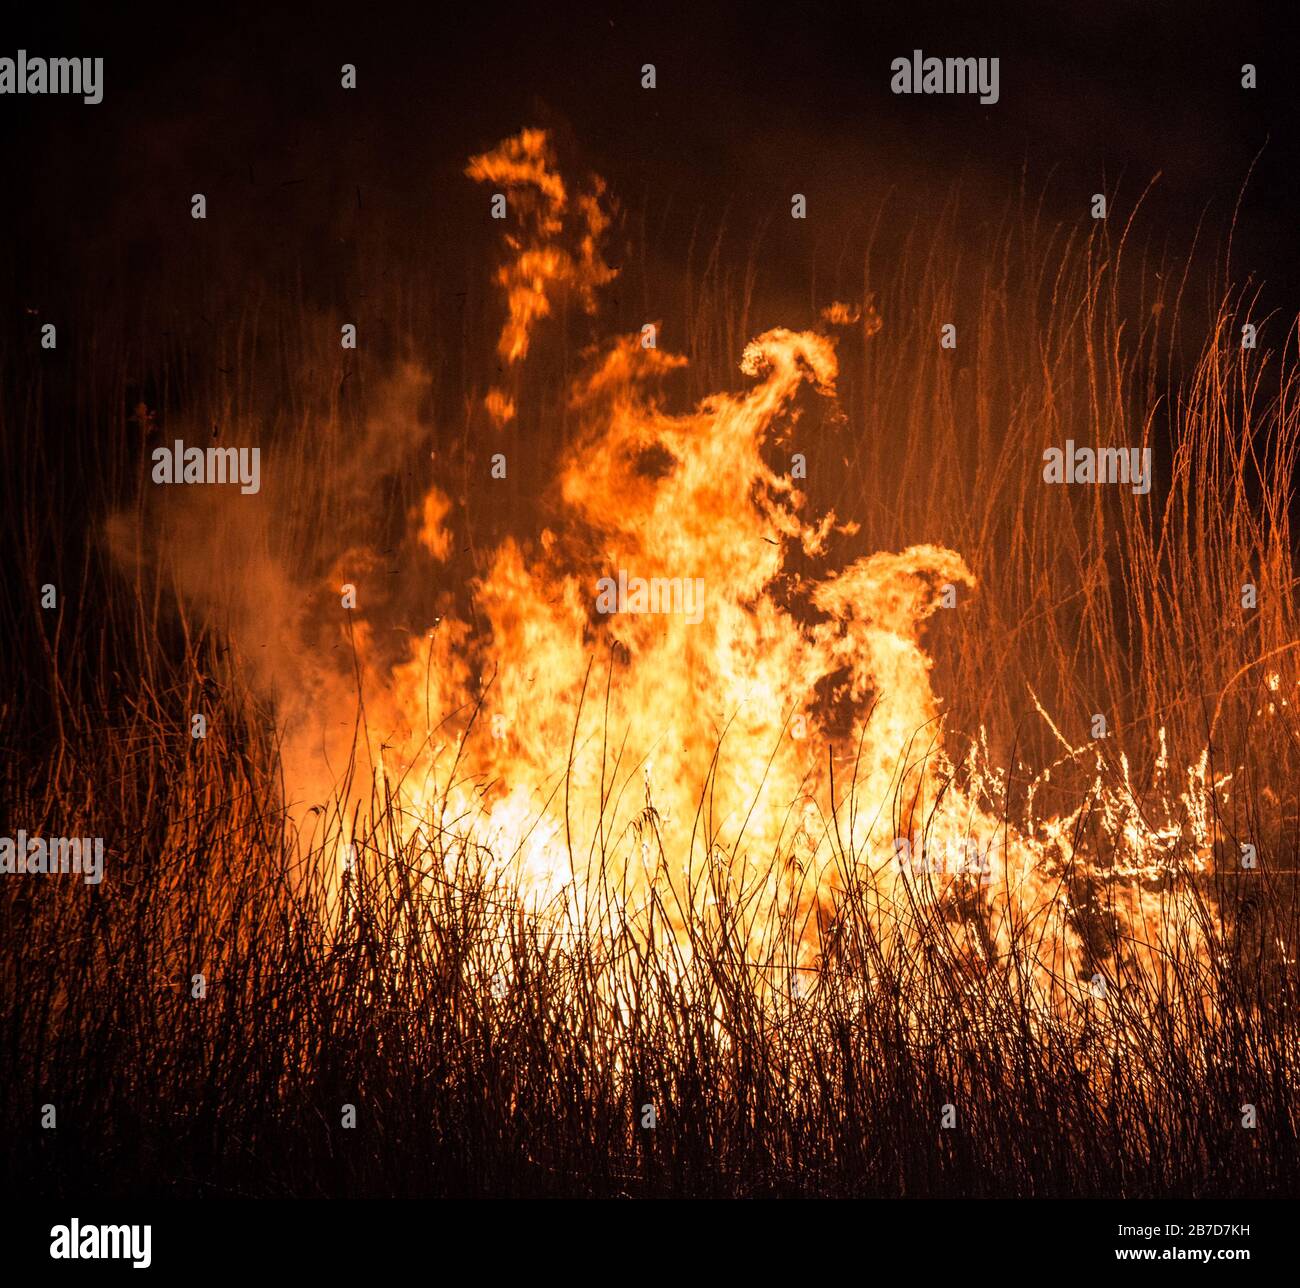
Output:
4 2 1299 328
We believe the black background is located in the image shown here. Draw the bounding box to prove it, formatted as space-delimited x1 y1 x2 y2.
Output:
2 1 1299 323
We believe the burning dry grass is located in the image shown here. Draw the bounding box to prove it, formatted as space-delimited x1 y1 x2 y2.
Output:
1 131 1298 1197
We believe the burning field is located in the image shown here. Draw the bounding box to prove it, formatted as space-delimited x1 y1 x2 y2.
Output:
3 33 1300 1202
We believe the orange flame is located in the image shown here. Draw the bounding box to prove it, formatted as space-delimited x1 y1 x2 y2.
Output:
290 131 1222 1010
466 129 616 424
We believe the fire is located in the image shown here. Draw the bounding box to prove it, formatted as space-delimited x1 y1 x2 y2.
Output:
465 129 615 425
382 298 989 938
251 127 1223 1016
89 126 1232 1024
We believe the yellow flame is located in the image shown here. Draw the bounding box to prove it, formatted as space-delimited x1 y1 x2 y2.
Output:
298 132 1222 1014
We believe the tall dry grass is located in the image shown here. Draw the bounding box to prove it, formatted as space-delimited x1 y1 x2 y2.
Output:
1 179 1297 1197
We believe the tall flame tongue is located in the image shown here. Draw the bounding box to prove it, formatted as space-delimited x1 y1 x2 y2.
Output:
338 129 1024 966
